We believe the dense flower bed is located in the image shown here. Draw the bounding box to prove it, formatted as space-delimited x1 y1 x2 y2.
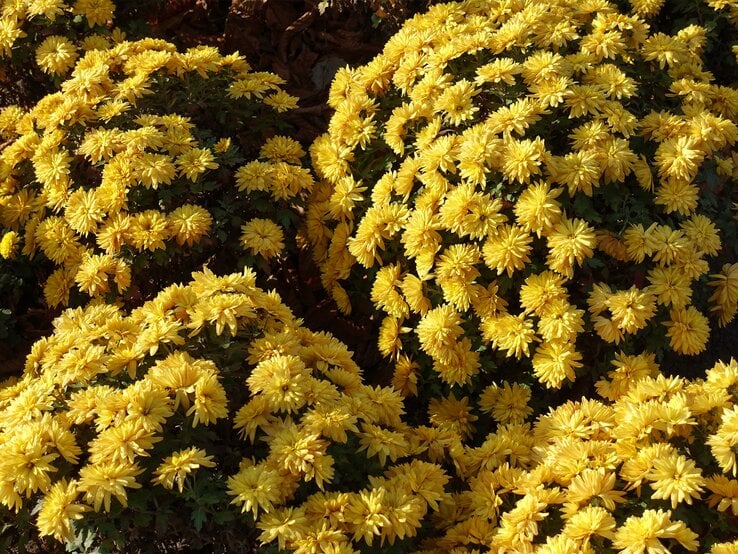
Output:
0 0 117 78
1 277 738 550
0 269 417 549
1 0 738 551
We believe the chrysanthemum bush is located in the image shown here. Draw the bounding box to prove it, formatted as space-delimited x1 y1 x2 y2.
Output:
2 272 738 551
629 0 738 84
307 0 738 393
0 38 312 308
0 0 121 101
0 267 421 550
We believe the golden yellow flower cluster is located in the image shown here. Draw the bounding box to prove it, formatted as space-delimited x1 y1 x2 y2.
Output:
307 0 738 389
3 278 738 551
408 357 738 553
0 39 309 306
2 0 738 550
0 0 117 76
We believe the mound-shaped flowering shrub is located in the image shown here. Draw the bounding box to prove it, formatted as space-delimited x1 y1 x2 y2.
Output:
0 0 164 86
0 267 448 551
629 0 738 85
307 0 738 393
0 39 312 308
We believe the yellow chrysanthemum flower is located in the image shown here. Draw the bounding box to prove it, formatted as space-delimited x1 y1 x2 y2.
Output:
612 509 698 553
646 265 692 308
546 216 597 278
708 406 738 476
606 287 658 334
73 0 115 27
152 447 216 493
88 419 162 464
415 304 464 363
227 463 283 517
371 263 409 319
435 244 481 311
663 306 710 355
429 394 478 440
501 136 547 184
481 313 537 359
168 204 212 247
247 354 311 413
482 224 533 277
176 147 218 181
77 460 143 512
513 181 563 238
709 263 738 327
240 218 285 259
532 339 583 388
36 479 88 543
0 231 18 259
479 382 532 424
705 475 738 516
647 452 705 508
35 36 78 75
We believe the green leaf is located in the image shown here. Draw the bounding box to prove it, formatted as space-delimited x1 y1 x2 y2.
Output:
154 513 170 534
213 510 235 525
573 194 603 224
132 510 152 528
200 491 224 505
191 508 207 532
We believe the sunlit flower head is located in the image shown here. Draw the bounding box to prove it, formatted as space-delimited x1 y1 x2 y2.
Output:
240 218 285 259
35 36 78 76
73 0 115 26
153 447 215 493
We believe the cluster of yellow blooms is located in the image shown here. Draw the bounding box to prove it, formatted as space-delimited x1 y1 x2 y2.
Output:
409 356 738 553
308 0 738 390
1 268 738 551
0 0 116 76
0 268 435 549
0 38 308 306
3 0 738 550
